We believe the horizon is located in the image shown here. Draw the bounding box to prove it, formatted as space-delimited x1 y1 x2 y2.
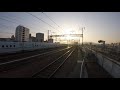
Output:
0 12 120 44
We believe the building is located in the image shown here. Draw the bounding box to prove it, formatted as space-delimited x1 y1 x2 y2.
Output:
30 36 36 42
11 35 15 41
29 34 31 39
48 39 53 43
36 33 44 42
0 38 11 42
15 25 29 42
0 35 15 42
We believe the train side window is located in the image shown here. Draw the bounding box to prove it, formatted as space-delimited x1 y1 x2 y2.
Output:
2 45 4 48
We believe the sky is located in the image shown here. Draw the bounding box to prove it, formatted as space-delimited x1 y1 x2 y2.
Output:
0 12 120 44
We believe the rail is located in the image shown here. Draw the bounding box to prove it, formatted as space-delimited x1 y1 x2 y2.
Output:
0 46 72 72
32 48 75 78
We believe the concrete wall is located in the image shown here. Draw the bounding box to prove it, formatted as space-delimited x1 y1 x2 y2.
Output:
86 47 120 78
96 53 120 78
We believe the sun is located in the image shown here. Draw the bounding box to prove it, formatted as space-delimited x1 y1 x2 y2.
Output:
63 29 71 40
63 28 71 35
60 28 78 44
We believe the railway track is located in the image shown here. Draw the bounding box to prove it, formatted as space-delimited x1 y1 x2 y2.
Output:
0 46 68 63
0 46 72 72
32 47 75 78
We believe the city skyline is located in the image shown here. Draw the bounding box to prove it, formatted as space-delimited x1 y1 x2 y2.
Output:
0 12 120 44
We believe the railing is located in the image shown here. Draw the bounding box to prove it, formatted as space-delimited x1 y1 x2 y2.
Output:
85 46 120 78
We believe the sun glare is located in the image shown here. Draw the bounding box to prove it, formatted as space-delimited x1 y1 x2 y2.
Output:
66 34 71 40
64 28 71 35
59 28 79 44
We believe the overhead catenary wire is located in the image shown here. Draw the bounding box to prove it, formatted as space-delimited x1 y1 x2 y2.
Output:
41 12 64 34
41 12 63 29
0 17 20 35
0 15 38 31
0 16 44 36
0 15 48 39
0 12 71 42
0 23 14 29
5 14 49 32
0 17 20 25
26 12 63 41
38 9 63 34
1 12 64 35
26 12 57 30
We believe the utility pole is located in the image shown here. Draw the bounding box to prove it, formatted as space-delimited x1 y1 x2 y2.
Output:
48 30 50 41
82 27 83 46
80 27 85 46
79 27 81 46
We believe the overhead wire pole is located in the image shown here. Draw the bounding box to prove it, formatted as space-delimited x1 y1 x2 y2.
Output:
41 11 75 44
82 27 85 47
78 27 85 46
0 13 59 43
26 12 62 42
48 30 50 41
79 27 81 46
82 27 83 46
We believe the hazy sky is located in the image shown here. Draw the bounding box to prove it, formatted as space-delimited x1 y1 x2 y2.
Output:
0 12 120 43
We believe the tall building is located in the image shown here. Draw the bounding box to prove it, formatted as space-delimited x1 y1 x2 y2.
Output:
36 33 44 42
15 25 29 42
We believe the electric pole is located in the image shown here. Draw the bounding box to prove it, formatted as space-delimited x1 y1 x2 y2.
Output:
82 27 83 46
78 27 81 46
48 30 50 41
82 27 85 47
